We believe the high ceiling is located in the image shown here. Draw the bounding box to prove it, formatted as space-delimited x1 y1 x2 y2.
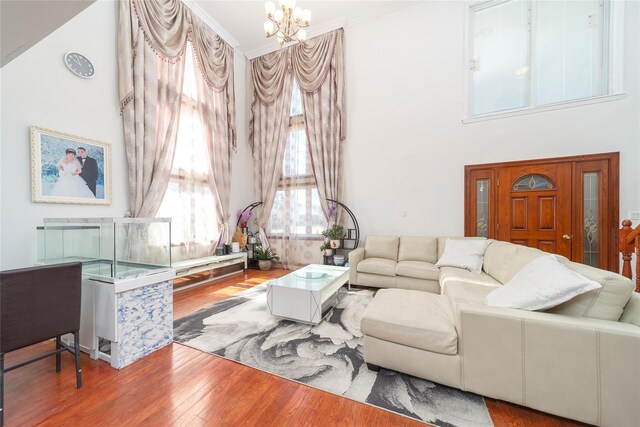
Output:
1 0 95 68
194 1 406 57
0 0 409 67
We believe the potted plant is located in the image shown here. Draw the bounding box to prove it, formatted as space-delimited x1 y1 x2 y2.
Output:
247 230 259 245
322 224 345 249
254 244 279 271
320 242 334 256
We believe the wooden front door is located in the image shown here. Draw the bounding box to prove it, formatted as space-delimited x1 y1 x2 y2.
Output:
497 163 572 258
465 153 619 272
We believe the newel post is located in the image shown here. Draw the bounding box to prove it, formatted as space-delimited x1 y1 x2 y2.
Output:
620 219 633 280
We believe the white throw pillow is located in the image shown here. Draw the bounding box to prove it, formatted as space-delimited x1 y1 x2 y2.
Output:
435 239 491 274
485 255 601 311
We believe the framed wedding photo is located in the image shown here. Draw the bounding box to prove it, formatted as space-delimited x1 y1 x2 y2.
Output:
31 126 112 205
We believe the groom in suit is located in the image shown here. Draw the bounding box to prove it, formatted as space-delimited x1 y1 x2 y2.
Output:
77 147 98 197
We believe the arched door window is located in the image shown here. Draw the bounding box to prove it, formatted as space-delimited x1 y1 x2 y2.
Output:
511 174 555 191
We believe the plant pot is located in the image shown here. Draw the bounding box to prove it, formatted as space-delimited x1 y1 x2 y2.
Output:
333 255 345 266
323 249 334 256
258 260 272 271
330 239 341 249
248 236 257 244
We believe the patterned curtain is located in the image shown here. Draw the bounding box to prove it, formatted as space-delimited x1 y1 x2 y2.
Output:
250 29 346 245
293 30 345 219
117 0 236 240
250 50 293 247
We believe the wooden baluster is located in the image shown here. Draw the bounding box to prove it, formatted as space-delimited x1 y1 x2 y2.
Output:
620 219 633 280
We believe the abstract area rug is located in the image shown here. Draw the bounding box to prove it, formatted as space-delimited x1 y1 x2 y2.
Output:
173 285 492 427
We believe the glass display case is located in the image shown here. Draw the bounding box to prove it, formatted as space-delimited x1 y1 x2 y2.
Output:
39 217 175 369
41 217 171 281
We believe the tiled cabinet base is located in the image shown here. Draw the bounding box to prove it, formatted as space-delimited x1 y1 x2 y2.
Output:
109 280 173 369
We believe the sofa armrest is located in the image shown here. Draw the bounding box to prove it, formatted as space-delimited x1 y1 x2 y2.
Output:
457 303 640 426
349 247 365 285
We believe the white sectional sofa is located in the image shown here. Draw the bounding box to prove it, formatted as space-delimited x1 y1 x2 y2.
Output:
350 236 640 427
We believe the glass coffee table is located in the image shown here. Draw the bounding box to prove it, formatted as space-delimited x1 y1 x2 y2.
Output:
266 264 350 324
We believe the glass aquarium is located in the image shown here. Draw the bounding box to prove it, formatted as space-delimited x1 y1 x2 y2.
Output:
41 217 171 281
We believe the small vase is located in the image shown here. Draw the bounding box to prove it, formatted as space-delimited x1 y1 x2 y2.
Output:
323 249 334 256
330 239 341 249
248 236 257 244
258 260 272 271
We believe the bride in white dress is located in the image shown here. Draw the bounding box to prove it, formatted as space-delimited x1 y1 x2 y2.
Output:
50 148 96 198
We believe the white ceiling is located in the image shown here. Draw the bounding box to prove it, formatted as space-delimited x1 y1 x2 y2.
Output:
0 0 411 66
193 1 409 57
1 0 95 68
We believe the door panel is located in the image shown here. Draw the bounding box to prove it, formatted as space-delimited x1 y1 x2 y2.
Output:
511 198 528 230
573 160 610 269
538 196 556 230
538 240 556 253
498 163 572 258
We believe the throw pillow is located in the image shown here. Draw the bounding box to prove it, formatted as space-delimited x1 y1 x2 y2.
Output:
435 239 491 274
485 255 602 311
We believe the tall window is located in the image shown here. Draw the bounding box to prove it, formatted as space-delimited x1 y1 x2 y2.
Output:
468 0 614 117
267 80 324 237
156 44 218 261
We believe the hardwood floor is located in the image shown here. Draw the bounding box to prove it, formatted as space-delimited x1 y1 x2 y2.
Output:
3 269 585 426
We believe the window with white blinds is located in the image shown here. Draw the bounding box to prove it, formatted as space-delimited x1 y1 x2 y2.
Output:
468 0 614 117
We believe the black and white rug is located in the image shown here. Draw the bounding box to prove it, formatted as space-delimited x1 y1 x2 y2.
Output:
173 285 492 427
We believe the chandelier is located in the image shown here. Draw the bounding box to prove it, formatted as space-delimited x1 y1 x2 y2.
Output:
263 1 311 45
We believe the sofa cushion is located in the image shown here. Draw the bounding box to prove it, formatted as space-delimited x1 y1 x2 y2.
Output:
620 292 640 327
396 261 439 281
365 236 399 261
483 240 546 283
435 239 491 273
361 289 458 355
545 258 634 321
439 266 501 294
485 255 601 311
398 236 437 263
357 258 397 277
443 281 497 303
437 236 487 260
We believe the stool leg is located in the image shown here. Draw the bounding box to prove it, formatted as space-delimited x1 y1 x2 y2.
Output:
74 332 82 389
55 336 62 373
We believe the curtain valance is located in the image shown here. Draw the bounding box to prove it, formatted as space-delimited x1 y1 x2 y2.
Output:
249 28 345 150
131 0 189 59
120 0 236 150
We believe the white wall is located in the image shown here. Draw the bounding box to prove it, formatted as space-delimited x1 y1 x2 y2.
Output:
228 52 255 229
0 0 125 270
343 1 640 239
0 0 253 269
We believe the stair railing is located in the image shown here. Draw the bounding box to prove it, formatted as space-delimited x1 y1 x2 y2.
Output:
620 219 640 292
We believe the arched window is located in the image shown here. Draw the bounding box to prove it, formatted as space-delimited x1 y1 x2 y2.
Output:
512 174 555 191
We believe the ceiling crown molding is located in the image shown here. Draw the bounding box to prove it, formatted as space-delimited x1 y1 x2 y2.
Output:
181 0 240 49
347 1 419 28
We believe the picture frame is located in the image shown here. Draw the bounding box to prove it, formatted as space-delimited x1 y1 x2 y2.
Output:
31 126 112 205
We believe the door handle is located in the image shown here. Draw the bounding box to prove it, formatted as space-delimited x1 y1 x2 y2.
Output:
562 234 572 240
